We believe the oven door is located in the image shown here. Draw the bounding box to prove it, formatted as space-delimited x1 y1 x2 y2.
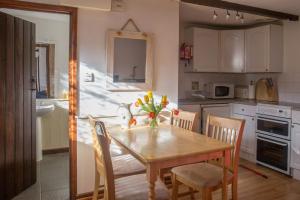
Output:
256 134 290 175
256 115 291 140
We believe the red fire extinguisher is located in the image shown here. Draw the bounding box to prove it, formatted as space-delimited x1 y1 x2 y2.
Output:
180 43 193 60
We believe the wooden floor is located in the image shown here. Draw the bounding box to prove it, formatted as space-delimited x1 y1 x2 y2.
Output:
80 159 300 200
180 159 300 200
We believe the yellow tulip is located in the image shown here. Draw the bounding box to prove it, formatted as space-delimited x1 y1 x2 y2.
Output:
147 91 153 99
162 95 167 102
138 98 144 105
161 96 168 108
144 95 149 103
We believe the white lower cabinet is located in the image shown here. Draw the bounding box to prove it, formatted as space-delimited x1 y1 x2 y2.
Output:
232 114 256 153
291 124 300 169
231 104 256 162
291 111 300 180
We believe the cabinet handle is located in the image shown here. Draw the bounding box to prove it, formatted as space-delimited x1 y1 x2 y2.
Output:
292 125 295 128
252 118 255 121
266 68 269 72
241 109 245 112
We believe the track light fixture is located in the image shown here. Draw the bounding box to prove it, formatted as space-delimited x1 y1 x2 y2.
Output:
236 11 240 20
226 10 231 20
241 13 245 23
213 10 218 20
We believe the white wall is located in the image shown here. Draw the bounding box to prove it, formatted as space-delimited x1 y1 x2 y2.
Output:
77 0 179 193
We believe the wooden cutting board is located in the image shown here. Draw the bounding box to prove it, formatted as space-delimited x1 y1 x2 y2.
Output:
256 79 278 102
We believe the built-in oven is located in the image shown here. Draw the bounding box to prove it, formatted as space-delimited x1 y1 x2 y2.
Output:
256 114 291 140
256 104 292 175
256 134 291 175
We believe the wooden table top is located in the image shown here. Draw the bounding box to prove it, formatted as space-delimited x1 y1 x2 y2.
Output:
107 124 233 163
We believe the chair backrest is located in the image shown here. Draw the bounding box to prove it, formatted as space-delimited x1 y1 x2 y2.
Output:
205 114 245 176
89 116 116 200
171 110 198 131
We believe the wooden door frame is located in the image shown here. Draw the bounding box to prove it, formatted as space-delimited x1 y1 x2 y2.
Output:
0 1 78 199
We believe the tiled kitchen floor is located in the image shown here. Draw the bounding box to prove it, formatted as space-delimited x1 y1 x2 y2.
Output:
13 153 69 200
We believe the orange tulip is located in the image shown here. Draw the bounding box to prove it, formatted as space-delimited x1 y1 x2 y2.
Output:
173 109 179 116
129 118 137 126
149 112 156 119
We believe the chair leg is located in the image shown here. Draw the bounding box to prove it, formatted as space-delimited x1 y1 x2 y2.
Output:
189 187 195 200
232 179 238 200
172 174 179 200
202 188 212 200
93 169 100 200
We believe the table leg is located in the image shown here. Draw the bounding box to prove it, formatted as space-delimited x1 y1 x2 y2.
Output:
147 164 158 200
222 149 231 200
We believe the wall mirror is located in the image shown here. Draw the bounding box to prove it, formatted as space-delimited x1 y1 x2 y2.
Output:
106 30 153 91
36 43 55 98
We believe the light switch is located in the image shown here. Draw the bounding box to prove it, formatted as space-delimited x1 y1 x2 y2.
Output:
84 72 95 82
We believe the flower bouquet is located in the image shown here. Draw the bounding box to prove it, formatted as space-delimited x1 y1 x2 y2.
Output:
135 91 169 129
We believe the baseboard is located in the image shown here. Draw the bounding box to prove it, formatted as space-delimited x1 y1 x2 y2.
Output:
42 147 69 155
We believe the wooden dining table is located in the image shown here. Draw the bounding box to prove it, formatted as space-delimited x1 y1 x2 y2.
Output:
107 124 233 200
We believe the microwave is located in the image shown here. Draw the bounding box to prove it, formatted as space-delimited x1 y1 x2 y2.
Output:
205 83 235 99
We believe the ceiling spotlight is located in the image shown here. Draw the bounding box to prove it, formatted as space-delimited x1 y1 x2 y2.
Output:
236 11 240 20
241 13 245 23
213 10 218 20
226 10 231 20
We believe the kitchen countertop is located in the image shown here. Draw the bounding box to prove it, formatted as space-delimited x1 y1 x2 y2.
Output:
178 98 300 110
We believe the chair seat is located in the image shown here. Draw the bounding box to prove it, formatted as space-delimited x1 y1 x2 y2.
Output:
115 174 169 200
171 163 233 188
112 154 146 177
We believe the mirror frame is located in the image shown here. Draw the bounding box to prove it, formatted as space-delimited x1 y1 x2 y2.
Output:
36 43 55 98
106 30 153 91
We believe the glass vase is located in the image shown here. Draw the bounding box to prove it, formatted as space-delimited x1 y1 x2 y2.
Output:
150 117 159 129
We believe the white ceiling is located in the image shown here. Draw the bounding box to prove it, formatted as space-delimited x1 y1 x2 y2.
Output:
180 3 276 26
0 8 69 22
226 0 300 15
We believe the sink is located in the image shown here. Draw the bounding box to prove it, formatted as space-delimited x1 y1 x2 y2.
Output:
36 103 55 162
36 104 55 117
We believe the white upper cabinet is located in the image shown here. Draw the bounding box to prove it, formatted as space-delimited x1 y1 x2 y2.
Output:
185 28 220 72
185 25 283 73
245 24 283 73
220 30 245 73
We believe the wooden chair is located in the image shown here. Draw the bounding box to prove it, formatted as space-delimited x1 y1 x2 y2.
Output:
91 119 169 200
171 114 245 200
160 110 198 186
171 110 198 132
89 116 146 199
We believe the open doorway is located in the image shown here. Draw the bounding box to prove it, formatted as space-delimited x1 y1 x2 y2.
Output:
0 1 78 200
0 7 70 200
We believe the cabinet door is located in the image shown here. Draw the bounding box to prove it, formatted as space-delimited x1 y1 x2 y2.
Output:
245 26 269 72
232 114 256 154
291 124 300 169
220 30 245 73
193 28 219 72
